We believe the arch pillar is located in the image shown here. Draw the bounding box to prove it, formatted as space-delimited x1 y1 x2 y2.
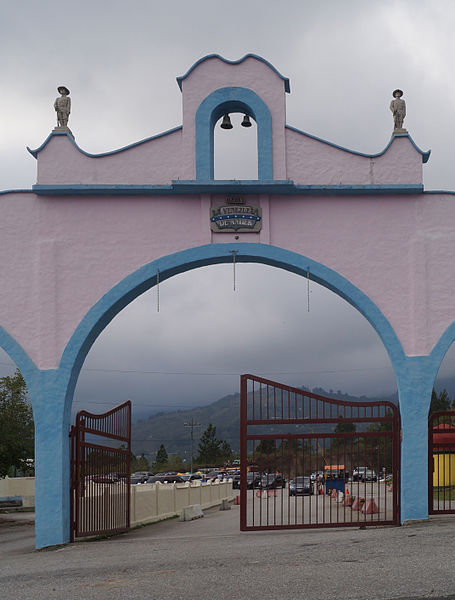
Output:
30 368 72 549
396 356 436 522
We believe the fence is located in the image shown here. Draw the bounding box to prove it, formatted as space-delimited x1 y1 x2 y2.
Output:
130 479 233 526
0 477 233 527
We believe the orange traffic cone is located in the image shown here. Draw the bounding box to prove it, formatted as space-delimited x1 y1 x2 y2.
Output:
361 498 379 514
344 493 354 507
351 497 364 511
234 495 240 505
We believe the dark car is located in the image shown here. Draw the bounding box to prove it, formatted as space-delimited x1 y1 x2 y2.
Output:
259 473 286 489
130 472 150 484
88 473 118 484
246 472 261 489
181 473 202 482
146 475 185 484
289 476 313 496
233 471 262 489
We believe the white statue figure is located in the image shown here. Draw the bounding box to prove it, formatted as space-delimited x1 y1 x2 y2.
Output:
390 89 407 132
54 86 71 128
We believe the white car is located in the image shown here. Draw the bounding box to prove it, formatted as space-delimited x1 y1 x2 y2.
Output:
352 466 377 482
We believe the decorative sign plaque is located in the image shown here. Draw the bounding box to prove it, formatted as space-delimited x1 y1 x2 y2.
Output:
210 203 262 233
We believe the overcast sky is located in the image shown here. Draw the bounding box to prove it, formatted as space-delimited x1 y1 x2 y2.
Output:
2 1 455 421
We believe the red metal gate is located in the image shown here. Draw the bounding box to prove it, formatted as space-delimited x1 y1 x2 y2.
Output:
70 401 131 541
429 411 455 515
240 375 400 530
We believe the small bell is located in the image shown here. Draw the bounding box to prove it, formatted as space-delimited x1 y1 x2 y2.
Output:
241 114 252 128
220 114 233 129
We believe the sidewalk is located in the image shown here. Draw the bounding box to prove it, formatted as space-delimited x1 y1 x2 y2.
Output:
1 504 455 600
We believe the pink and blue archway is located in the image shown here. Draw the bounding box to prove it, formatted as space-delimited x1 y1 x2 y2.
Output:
0 242 452 548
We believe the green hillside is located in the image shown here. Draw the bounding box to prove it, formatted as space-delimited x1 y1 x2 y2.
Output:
131 387 398 459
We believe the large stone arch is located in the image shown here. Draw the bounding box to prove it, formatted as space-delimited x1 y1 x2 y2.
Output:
29 242 414 548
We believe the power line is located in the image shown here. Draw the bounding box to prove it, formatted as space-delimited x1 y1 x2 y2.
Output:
0 360 392 377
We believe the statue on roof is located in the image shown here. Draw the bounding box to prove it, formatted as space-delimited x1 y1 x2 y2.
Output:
53 86 72 133
390 89 407 133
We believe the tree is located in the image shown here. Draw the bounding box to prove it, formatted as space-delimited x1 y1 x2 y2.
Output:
220 440 233 462
334 417 356 434
0 369 34 477
197 423 222 465
255 438 275 455
429 388 451 415
331 416 357 452
153 444 168 471
131 453 150 472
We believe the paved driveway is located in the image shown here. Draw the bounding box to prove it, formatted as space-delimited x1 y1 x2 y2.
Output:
1 506 455 600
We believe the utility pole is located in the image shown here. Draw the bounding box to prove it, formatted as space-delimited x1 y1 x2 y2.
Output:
184 418 201 474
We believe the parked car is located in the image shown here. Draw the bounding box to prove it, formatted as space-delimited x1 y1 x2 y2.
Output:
246 472 261 489
180 473 203 482
146 475 185 484
352 466 377 482
258 473 286 489
88 473 118 484
289 476 314 496
232 473 241 489
130 472 150 484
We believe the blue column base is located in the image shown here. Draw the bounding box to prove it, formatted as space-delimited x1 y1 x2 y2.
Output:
397 356 435 523
31 370 71 549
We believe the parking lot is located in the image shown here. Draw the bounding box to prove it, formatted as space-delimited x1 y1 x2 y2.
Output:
243 481 396 528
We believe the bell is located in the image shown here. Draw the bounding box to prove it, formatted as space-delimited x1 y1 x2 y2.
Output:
220 114 233 129
241 114 252 128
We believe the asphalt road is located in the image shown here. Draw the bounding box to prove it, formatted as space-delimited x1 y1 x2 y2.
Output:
1 506 455 600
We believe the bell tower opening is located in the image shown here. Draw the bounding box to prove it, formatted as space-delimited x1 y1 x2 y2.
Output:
214 112 258 180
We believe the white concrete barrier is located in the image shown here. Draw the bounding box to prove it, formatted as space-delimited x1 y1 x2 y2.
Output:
0 477 35 508
0 476 233 527
130 479 233 527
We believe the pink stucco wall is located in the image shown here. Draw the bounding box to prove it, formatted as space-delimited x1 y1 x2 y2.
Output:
1 188 454 370
1 54 443 371
285 129 423 185
37 129 182 185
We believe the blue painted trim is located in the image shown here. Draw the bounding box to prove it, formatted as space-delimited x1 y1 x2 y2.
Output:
32 182 424 196
195 87 273 180
32 184 175 195
27 126 182 159
424 190 455 196
0 326 39 387
0 189 34 195
177 53 290 93
285 125 431 164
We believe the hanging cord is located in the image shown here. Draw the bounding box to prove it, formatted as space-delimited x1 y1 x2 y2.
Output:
232 250 237 291
307 269 310 312
156 268 160 313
